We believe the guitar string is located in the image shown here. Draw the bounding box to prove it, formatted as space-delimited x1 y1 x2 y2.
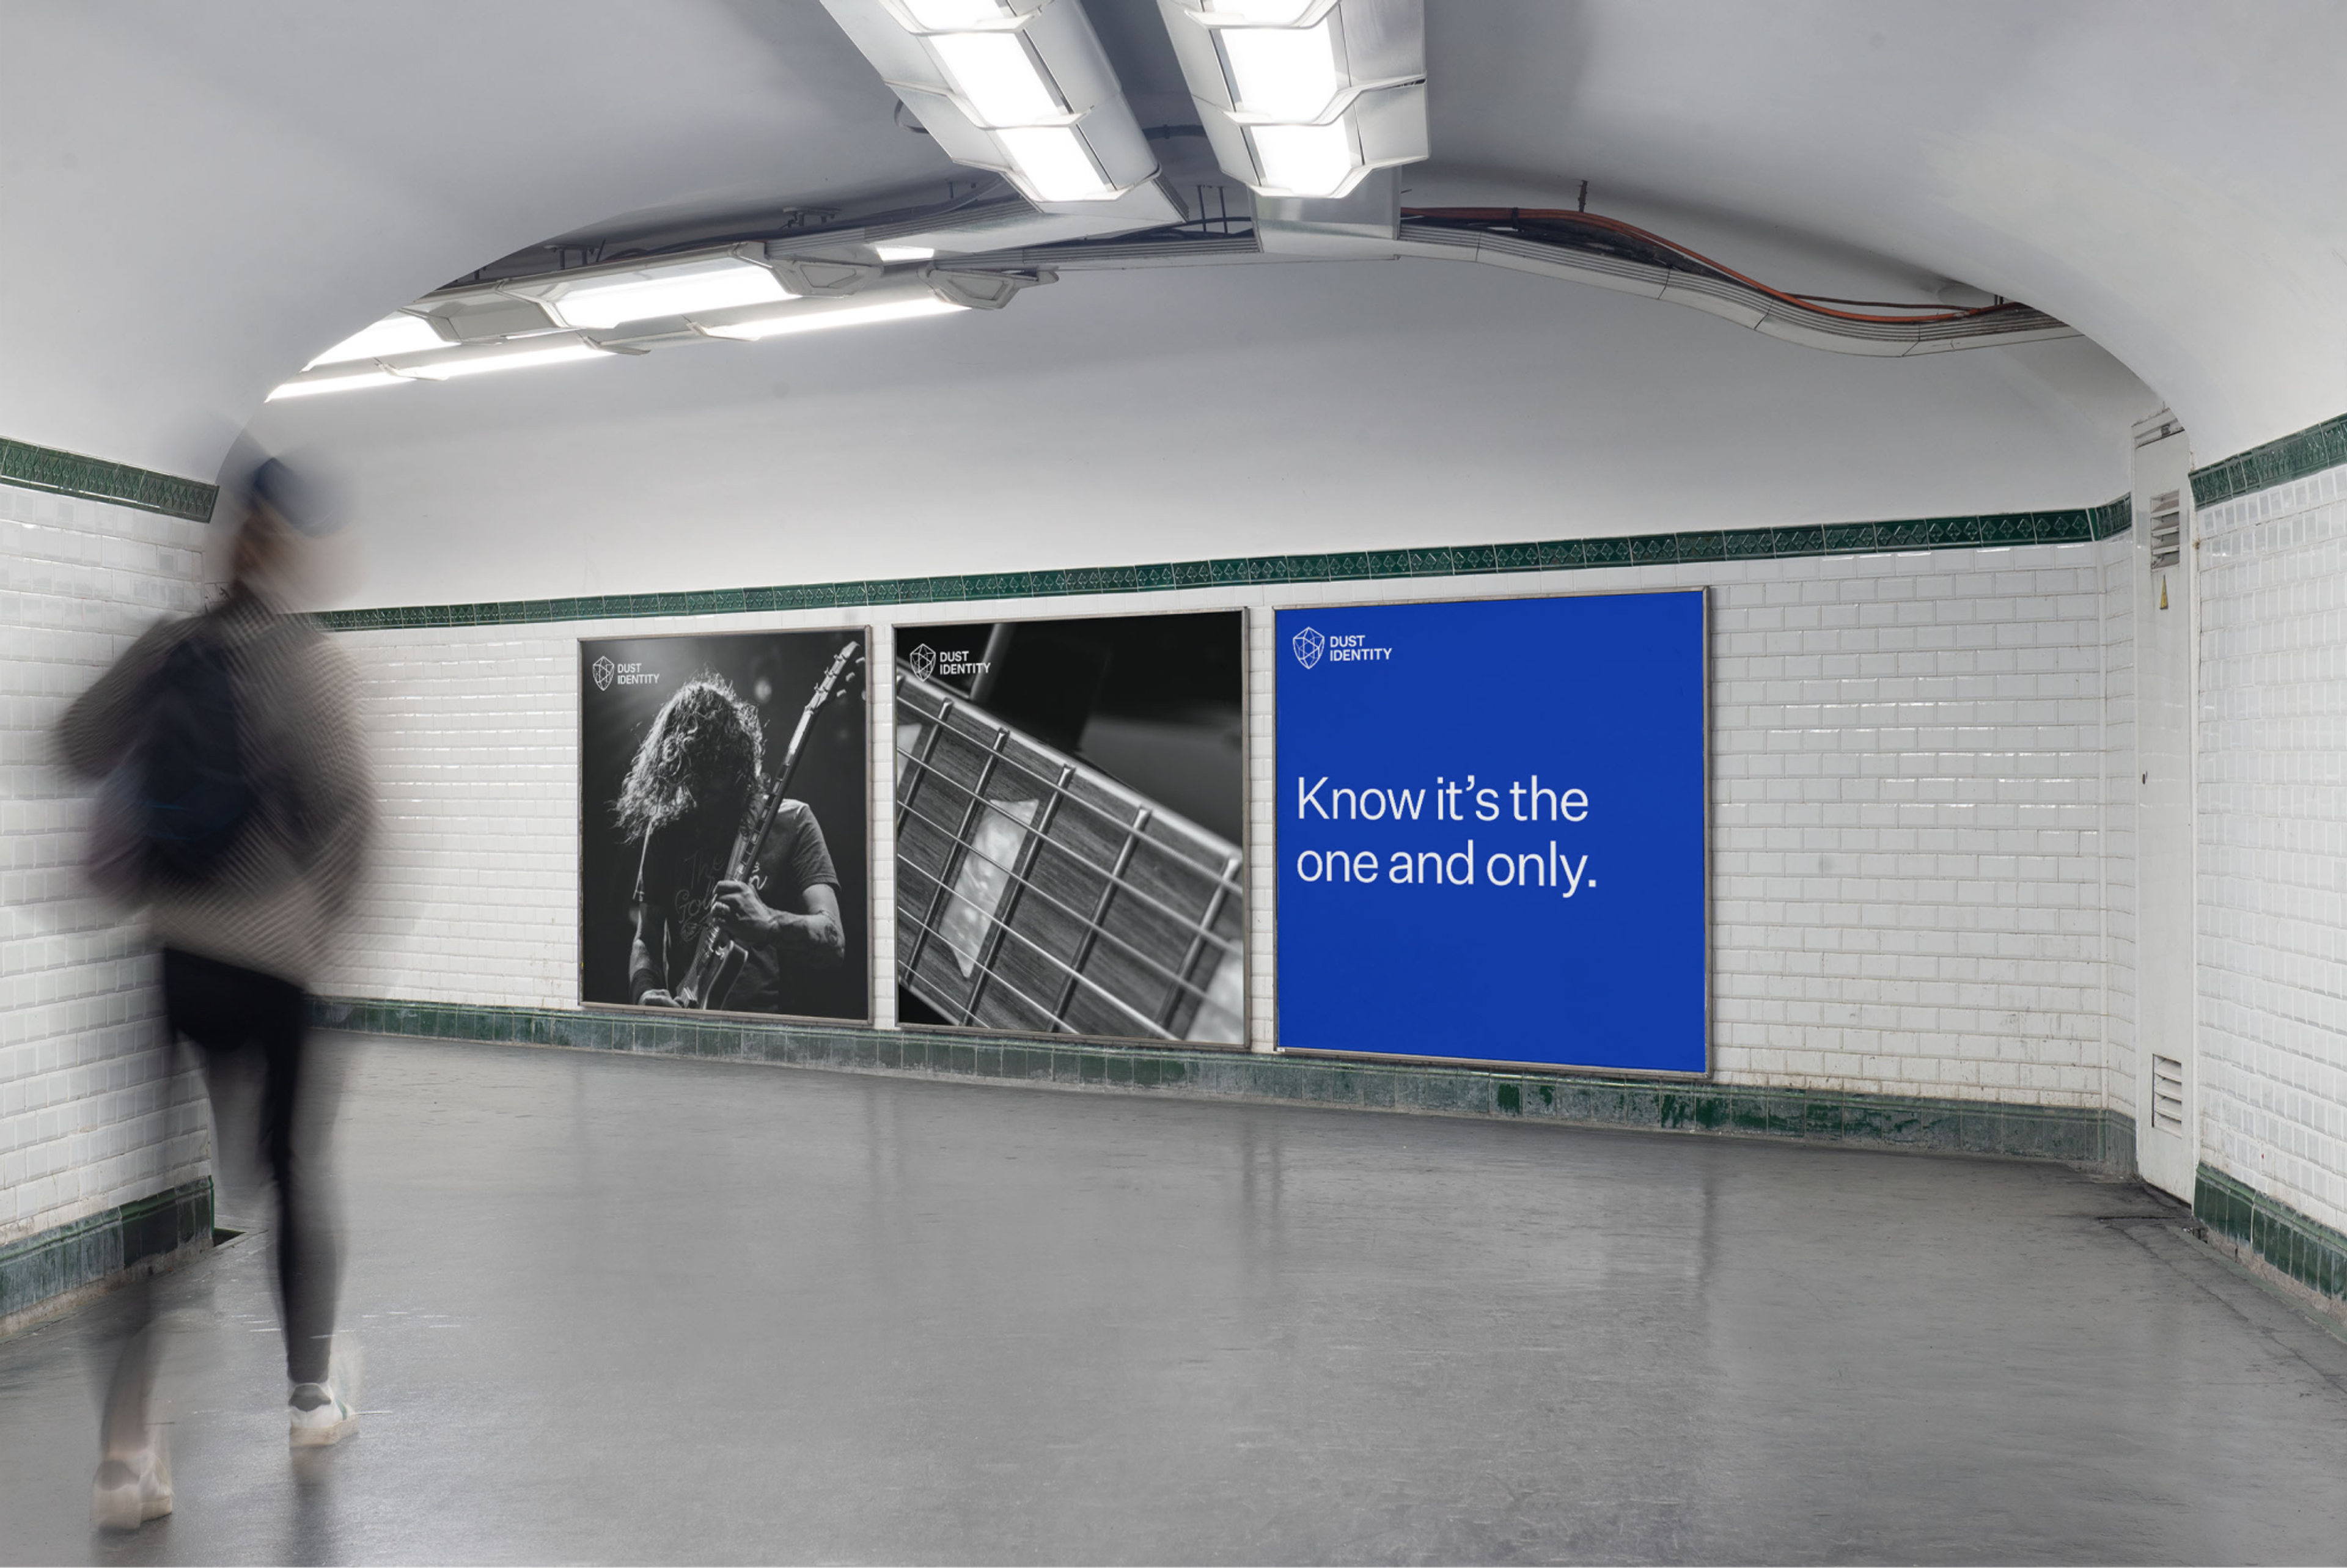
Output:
892 796 1236 1003
895 879 1179 1041
894 769 1242 970
897 680 1244 901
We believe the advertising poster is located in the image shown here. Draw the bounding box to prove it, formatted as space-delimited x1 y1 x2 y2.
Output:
1276 592 1707 1073
893 611 1246 1044
581 629 869 1022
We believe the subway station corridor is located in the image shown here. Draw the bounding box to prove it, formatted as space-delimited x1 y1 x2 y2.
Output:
4 1037 2344 1565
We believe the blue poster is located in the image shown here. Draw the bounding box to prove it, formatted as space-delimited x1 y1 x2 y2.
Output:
1275 592 1707 1073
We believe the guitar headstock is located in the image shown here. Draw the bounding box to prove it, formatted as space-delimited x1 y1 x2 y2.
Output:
811 639 864 709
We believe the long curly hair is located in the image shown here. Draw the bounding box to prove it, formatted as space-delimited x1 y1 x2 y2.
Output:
614 675 763 840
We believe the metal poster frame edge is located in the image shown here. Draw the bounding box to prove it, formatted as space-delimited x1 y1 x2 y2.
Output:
1265 582 1713 1082
576 623 879 1028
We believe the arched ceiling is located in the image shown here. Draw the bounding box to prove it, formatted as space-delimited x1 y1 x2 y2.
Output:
9 1 2343 605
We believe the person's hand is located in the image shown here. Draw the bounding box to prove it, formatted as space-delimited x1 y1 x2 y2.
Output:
636 988 679 1008
710 880 777 943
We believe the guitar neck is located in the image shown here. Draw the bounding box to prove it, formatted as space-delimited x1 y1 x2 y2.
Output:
892 665 1244 1046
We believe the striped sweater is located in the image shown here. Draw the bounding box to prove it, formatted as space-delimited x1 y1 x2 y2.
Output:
56 588 373 990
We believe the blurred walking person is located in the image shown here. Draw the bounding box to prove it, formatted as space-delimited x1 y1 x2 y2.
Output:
57 457 373 1531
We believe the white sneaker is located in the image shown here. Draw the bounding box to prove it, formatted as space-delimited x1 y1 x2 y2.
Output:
91 1436 172 1531
288 1343 361 1448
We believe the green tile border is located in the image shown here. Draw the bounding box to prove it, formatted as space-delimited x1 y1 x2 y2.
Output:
2190 411 2347 508
312 499 2136 633
2194 1163 2347 1309
0 439 218 523
0 1177 214 1329
317 997 2136 1172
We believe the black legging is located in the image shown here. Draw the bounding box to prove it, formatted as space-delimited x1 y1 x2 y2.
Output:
103 950 340 1451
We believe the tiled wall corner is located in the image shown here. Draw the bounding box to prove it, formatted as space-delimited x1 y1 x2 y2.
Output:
325 537 2134 1112
2197 459 2347 1238
0 486 211 1250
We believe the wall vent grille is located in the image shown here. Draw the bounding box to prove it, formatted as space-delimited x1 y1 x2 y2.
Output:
2150 491 2183 570
2152 1053 2185 1133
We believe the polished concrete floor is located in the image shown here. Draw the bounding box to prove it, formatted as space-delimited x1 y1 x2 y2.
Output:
2 1037 2345 1565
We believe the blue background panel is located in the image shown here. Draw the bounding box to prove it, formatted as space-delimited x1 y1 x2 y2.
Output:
1274 592 1708 1072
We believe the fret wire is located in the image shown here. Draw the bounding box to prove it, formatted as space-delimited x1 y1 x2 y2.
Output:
897 871 1177 1041
892 804 1232 1002
1060 801 1148 1024
898 678 1243 899
903 719 1008 991
1161 848 1242 1033
894 785 1240 974
897 746 1244 950
966 758 1073 1029
898 901 1089 1039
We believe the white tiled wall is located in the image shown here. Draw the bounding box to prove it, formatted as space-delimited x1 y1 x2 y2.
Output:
323 537 2136 1111
0 488 210 1248
2197 460 2347 1236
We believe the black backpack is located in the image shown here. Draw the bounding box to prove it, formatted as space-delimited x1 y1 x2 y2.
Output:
139 626 256 881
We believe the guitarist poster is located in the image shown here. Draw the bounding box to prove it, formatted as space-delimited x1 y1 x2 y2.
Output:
579 629 869 1022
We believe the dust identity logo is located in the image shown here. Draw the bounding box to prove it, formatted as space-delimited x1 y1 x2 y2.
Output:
908 643 991 680
592 657 659 690
1292 626 1391 668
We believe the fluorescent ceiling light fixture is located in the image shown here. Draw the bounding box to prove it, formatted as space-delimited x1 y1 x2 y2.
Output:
928 29 1062 124
400 338 614 380
551 263 794 329
698 296 966 342
1202 0 1320 20
1249 120 1356 196
995 125 1114 200
1219 21 1340 119
304 313 446 369
266 367 410 401
902 0 1016 24
873 243 939 262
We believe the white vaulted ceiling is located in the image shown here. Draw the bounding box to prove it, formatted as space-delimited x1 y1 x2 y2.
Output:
7 1 2345 605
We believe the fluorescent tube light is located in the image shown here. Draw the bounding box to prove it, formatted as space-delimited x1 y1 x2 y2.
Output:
1203 0 1320 20
873 243 939 262
697 296 966 342
552 265 795 329
996 125 1115 200
929 29 1062 124
1249 120 1356 196
1219 21 1340 119
266 368 410 401
399 338 614 380
902 0 1015 24
304 313 446 369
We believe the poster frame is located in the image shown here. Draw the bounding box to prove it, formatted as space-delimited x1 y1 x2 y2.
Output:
1268 584 1713 1081
575 622 877 1027
884 605 1254 1053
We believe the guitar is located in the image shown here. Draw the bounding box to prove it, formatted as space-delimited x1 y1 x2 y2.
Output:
892 664 1246 1044
674 637 864 1011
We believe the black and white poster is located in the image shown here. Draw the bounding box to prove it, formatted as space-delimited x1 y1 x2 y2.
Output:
893 611 1246 1045
581 629 869 1022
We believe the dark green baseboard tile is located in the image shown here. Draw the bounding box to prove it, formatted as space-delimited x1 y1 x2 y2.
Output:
2195 1163 2347 1307
317 997 2137 1172
311 499 2134 634
0 1178 213 1330
0 438 218 523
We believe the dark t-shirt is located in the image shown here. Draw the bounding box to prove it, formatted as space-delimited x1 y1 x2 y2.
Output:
636 799 839 1014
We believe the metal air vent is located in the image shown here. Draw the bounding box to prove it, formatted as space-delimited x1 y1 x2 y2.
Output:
2152 1053 2185 1133
2150 491 2183 571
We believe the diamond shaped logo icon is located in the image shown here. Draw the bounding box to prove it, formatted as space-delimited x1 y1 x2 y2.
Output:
590 655 615 692
908 644 937 681
1291 626 1324 669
